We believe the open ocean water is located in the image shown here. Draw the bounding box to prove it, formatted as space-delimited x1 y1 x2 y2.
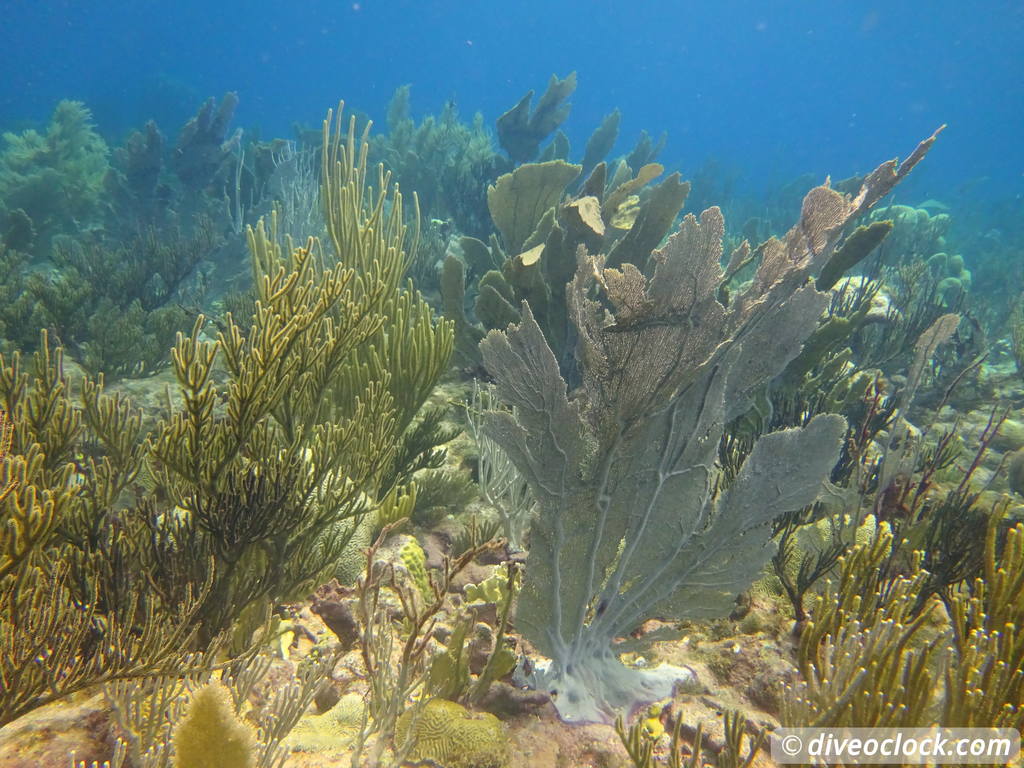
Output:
3 0 1022 199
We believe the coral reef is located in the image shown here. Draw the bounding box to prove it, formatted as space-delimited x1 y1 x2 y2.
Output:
171 92 240 194
375 86 510 239
443 154 687 373
496 73 577 164
0 335 200 728
927 250 972 307
2 55 1021 768
344 525 517 764
871 203 950 264
17 219 216 374
0 103 452 734
617 707 765 768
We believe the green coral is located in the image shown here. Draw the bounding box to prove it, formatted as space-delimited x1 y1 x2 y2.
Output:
479 130 941 723
427 618 472 701
871 202 949 263
928 250 972 306
0 333 202 727
441 252 487 368
411 467 478 527
463 571 510 606
445 155 687 372
321 105 455 499
0 103 454 728
784 523 940 728
1011 295 1024 378
376 85 508 238
815 219 893 291
486 160 581 254
945 510 1024 730
0 100 109 245
395 699 509 768
617 707 765 768
437 78 687 370
285 693 366 752
424 564 520 704
400 537 432 601
8 220 214 375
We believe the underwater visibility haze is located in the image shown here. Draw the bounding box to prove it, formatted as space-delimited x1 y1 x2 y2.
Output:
0 1 1023 766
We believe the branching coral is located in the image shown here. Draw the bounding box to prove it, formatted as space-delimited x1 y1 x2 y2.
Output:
21 219 216 375
0 336 201 726
944 509 1024 730
0 103 454 730
320 103 455 494
784 522 941 728
0 100 109 244
785 509 1024 732
348 528 514 765
375 85 510 239
104 647 337 768
617 708 765 768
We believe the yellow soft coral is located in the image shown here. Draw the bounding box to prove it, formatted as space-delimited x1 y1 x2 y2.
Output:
171 682 256 768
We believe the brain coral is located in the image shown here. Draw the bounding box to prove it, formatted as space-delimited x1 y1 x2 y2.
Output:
395 698 509 768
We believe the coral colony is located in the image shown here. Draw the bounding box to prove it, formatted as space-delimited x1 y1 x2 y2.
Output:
1 75 1022 768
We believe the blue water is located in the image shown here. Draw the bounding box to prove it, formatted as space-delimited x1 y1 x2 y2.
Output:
2 0 1022 200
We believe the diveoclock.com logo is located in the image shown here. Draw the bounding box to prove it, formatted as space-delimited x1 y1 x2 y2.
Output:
771 727 1020 765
